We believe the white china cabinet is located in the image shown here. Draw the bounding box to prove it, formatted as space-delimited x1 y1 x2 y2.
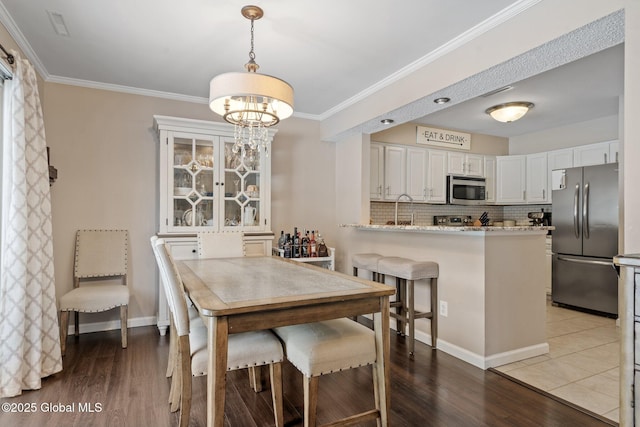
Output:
153 115 275 334
154 115 272 233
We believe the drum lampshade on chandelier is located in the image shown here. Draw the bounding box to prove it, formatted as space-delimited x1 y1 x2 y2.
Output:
209 5 294 157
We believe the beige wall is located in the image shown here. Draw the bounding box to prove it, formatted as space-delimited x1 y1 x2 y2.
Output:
40 83 331 327
371 122 509 155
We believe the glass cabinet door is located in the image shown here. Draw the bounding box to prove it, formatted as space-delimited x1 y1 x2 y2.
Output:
170 134 218 231
223 138 261 230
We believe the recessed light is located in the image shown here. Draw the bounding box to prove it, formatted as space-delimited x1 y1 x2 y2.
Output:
434 97 450 104
380 119 395 125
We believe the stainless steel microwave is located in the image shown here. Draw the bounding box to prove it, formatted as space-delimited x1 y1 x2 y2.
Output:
447 175 486 205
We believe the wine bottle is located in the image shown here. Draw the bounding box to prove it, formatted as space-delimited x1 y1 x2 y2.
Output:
293 227 300 258
301 230 309 258
310 230 317 257
278 230 286 250
284 233 292 258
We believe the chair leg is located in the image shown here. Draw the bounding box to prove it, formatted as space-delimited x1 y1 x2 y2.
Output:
407 280 415 358
178 336 192 427
170 357 181 412
396 278 407 336
167 318 176 378
431 277 438 349
351 267 360 321
270 363 284 427
303 375 319 427
59 311 69 356
74 311 80 337
120 305 128 349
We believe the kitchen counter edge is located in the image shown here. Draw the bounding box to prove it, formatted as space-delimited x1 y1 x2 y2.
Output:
341 224 554 234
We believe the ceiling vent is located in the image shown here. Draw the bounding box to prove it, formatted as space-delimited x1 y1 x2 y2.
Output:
480 85 514 98
47 11 70 36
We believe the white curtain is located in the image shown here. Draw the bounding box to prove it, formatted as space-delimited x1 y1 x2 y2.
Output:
0 51 62 398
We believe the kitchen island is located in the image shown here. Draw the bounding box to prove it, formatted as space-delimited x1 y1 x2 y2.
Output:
339 224 554 369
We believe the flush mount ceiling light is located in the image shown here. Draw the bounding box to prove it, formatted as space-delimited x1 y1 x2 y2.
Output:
380 118 395 125
433 97 450 104
485 102 534 123
209 5 294 157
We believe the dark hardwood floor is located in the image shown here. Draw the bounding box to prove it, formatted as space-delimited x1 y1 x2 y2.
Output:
0 326 614 426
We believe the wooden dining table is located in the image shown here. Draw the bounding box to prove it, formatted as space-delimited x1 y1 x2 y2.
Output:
176 255 395 427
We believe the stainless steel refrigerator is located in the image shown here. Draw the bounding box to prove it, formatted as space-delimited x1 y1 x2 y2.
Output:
552 162 619 316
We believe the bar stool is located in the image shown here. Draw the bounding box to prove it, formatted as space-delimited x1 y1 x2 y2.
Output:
352 253 384 281
377 257 438 357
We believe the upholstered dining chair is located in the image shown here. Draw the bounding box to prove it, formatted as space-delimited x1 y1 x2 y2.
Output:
197 231 245 258
152 237 284 427
150 236 203 382
59 229 130 356
274 318 380 427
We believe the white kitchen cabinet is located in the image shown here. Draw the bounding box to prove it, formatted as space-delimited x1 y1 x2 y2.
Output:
496 155 526 204
526 152 549 203
573 141 612 167
370 143 384 200
426 150 447 203
448 152 484 177
484 156 496 203
613 254 640 426
609 141 619 163
383 145 406 200
548 148 574 194
406 147 428 201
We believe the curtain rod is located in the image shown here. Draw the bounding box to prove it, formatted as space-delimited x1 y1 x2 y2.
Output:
0 43 14 65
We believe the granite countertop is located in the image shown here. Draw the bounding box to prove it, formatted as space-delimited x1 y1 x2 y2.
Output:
341 224 555 233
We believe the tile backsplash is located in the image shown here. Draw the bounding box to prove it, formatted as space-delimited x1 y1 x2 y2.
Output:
370 202 551 226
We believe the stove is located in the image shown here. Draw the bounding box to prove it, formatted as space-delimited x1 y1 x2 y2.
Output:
433 215 473 226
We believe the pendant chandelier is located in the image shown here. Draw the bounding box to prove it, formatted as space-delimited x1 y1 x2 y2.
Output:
209 5 294 157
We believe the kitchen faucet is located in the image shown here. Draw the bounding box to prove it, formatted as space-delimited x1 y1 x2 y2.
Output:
395 193 414 225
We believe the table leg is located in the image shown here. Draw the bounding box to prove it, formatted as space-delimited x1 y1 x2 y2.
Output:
207 315 229 427
373 296 390 427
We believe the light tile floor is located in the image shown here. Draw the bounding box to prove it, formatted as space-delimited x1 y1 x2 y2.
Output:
495 300 620 422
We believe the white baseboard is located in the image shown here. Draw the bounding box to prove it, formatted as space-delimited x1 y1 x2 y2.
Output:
483 343 549 369
411 328 548 370
66 316 157 335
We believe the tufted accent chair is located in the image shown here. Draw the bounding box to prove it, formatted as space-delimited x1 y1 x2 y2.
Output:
58 229 130 356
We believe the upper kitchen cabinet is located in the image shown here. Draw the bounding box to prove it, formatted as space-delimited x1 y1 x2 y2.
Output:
447 152 484 177
484 156 496 203
573 140 618 166
154 115 272 234
548 148 574 196
370 143 384 200
496 154 550 204
496 155 526 204
426 150 447 203
406 147 428 201
525 152 549 203
383 145 407 200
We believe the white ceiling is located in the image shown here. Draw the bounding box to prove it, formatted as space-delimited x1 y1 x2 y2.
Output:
0 0 624 138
